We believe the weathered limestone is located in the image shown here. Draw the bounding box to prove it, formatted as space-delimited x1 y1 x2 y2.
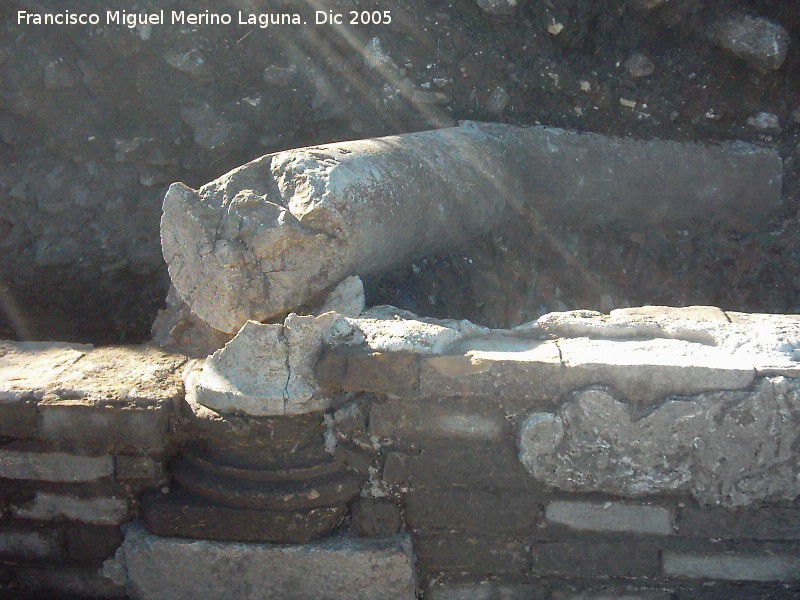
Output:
518 379 800 506
109 523 417 600
192 312 339 416
162 123 782 333
321 306 800 507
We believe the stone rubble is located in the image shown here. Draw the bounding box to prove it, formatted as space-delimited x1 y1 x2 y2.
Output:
709 14 790 73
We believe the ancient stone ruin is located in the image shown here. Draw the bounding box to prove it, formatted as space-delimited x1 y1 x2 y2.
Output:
2 120 799 599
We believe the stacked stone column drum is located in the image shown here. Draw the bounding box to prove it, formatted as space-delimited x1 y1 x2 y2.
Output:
140 374 367 544
317 306 800 598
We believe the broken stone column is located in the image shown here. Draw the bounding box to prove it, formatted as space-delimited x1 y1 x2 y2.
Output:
162 121 782 334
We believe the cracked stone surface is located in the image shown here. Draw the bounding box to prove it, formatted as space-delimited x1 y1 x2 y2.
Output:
161 123 781 334
192 313 339 416
517 378 800 507
327 305 489 355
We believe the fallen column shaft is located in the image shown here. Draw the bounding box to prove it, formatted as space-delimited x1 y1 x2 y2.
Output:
161 121 782 334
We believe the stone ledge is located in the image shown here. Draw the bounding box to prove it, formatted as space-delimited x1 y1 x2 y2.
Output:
0 341 186 452
320 306 800 407
109 523 417 600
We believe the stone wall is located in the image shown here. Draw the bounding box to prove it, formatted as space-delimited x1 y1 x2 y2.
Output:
317 305 800 599
0 342 185 598
2 305 800 598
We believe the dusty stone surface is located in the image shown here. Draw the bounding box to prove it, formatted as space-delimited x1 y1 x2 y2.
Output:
556 336 755 405
192 312 338 416
709 14 790 73
112 523 417 600
322 305 800 407
536 307 800 378
0 340 186 411
328 306 488 355
0 341 90 399
518 378 800 507
162 123 781 333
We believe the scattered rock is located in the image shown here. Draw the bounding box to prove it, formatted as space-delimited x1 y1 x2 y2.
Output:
747 111 781 131
709 14 790 73
44 60 76 90
179 103 247 152
150 285 232 358
623 52 655 78
263 64 298 87
486 86 511 115
164 48 211 78
314 276 365 318
477 0 518 16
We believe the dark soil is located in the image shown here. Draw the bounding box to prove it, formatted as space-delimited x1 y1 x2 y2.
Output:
1 0 798 343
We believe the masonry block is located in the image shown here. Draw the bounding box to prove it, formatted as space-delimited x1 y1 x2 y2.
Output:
663 551 800 581
531 542 661 578
0 525 62 561
545 500 673 535
405 489 541 534
13 565 126 598
113 524 417 600
115 455 163 481
11 492 129 525
0 449 113 482
369 397 509 445
414 532 529 575
64 524 124 564
0 398 37 439
677 505 800 540
38 402 171 452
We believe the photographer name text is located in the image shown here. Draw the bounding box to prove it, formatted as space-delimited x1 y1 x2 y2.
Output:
16 9 392 29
